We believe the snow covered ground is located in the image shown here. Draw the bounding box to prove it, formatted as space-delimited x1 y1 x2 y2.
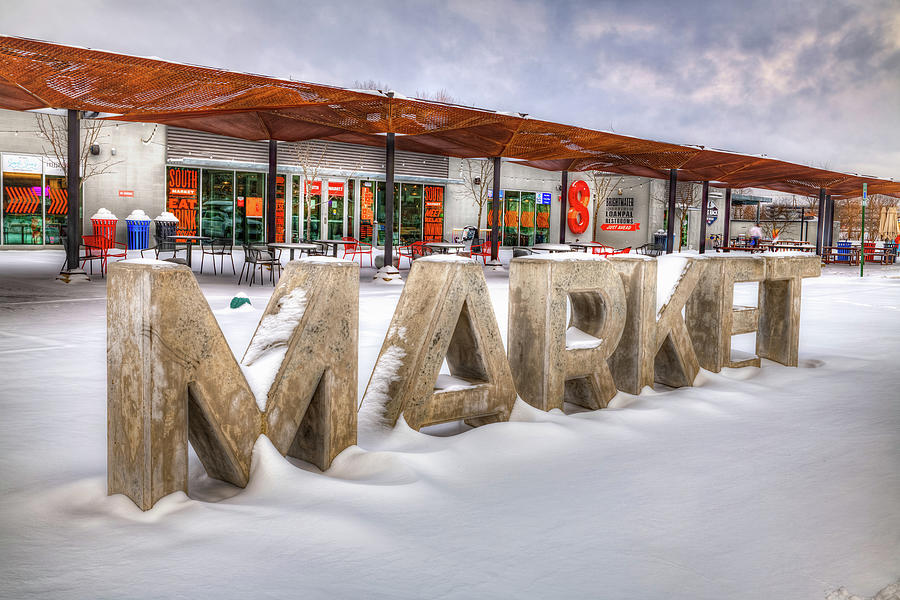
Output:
0 249 897 599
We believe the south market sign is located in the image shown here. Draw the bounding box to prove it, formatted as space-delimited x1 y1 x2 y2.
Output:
107 253 819 510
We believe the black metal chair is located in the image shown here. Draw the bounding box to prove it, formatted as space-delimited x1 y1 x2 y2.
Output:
300 238 327 255
200 238 235 275
140 234 186 261
240 245 281 286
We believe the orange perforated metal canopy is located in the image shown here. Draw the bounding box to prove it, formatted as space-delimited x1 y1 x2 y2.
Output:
0 35 896 199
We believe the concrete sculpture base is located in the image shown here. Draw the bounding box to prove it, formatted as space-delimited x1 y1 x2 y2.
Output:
360 256 516 431
654 257 706 387
686 255 766 372
607 256 657 395
757 254 821 367
107 259 358 510
508 255 626 411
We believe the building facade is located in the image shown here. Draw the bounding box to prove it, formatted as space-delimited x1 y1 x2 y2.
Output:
1 108 713 251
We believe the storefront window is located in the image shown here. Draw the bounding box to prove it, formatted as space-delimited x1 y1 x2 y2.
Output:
235 172 265 245
43 174 67 244
201 170 234 241
275 175 286 243
536 193 552 243
2 166 43 245
167 166 200 237
292 176 321 240
503 191 520 245
423 185 444 242
359 180 375 244
347 179 355 240
519 192 536 246
375 181 400 246
326 181 345 239
400 183 423 245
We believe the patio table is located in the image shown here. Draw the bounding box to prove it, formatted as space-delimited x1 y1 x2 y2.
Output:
425 242 466 254
267 242 321 261
568 242 610 253
318 239 356 258
532 243 573 253
173 235 210 267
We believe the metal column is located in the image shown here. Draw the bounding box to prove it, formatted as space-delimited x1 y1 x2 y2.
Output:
825 194 834 246
665 169 677 254
65 109 80 271
384 132 395 267
723 187 732 250
816 188 826 255
559 170 568 243
698 181 710 254
266 140 277 244
491 156 501 261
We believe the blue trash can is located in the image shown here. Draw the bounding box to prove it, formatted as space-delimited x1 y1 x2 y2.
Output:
653 231 668 251
836 241 851 262
125 210 151 250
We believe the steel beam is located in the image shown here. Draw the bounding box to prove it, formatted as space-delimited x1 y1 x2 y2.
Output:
816 188 826 255
266 140 277 244
66 109 80 270
491 156 501 261
665 169 677 254
384 132 395 267
699 181 710 254
559 170 568 243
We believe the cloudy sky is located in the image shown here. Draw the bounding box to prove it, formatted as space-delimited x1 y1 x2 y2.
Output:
5 0 899 179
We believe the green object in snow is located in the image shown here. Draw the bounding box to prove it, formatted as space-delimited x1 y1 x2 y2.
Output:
230 294 251 309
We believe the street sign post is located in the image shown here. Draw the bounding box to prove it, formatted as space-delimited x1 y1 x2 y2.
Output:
861 184 867 277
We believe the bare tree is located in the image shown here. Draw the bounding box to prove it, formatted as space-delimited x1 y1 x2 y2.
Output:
352 79 392 92
294 141 328 240
35 113 122 185
585 171 623 242
460 158 493 237
654 180 700 250
760 195 816 239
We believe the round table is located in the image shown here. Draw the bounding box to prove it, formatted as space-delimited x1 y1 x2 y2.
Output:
318 239 357 258
532 243 573 253
425 242 466 254
267 242 322 260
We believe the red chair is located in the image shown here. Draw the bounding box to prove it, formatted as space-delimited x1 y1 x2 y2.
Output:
80 235 107 276
469 241 492 264
591 244 614 257
398 241 431 268
341 236 373 266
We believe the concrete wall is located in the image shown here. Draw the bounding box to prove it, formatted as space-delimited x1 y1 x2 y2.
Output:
0 109 166 246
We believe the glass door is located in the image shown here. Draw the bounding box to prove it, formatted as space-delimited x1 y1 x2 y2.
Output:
503 191 520 245
535 193 551 243
326 180 345 239
359 180 375 244
400 183 423 245
43 174 67 244
201 170 234 241
235 172 266 245
292 176 321 240
519 192 536 246
376 181 400 246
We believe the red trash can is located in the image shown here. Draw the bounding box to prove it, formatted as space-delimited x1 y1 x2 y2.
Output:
91 208 119 244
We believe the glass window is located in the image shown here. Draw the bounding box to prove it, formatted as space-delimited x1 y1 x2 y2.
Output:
235 172 266 245
375 181 400 246
400 183 423 245
519 192 536 246
43 174 67 244
423 185 444 243
536 195 551 243
292 176 321 240
275 174 287 243
167 167 200 237
359 180 375 244
503 190 520 245
2 170 43 245
326 181 345 239
201 170 234 242
347 179 355 239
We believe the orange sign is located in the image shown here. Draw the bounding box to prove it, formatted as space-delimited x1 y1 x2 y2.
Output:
118 190 133 197
423 185 443 242
328 181 344 196
246 197 263 218
166 167 199 236
536 211 550 229
601 223 641 231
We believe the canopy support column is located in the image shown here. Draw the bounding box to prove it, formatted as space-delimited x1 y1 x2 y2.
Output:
825 194 834 246
266 140 277 244
816 188 826 255
698 181 710 254
384 132 395 268
490 156 501 261
665 169 677 254
65 109 81 272
559 170 568 244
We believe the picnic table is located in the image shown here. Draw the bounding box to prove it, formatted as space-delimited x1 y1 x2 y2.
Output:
767 243 816 252
717 245 766 254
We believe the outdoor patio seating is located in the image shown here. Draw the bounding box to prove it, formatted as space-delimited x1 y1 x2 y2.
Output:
140 234 186 261
299 238 327 255
200 238 235 275
240 245 281 286
398 240 429 267
341 236 373 266
636 242 663 256
468 240 492 264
